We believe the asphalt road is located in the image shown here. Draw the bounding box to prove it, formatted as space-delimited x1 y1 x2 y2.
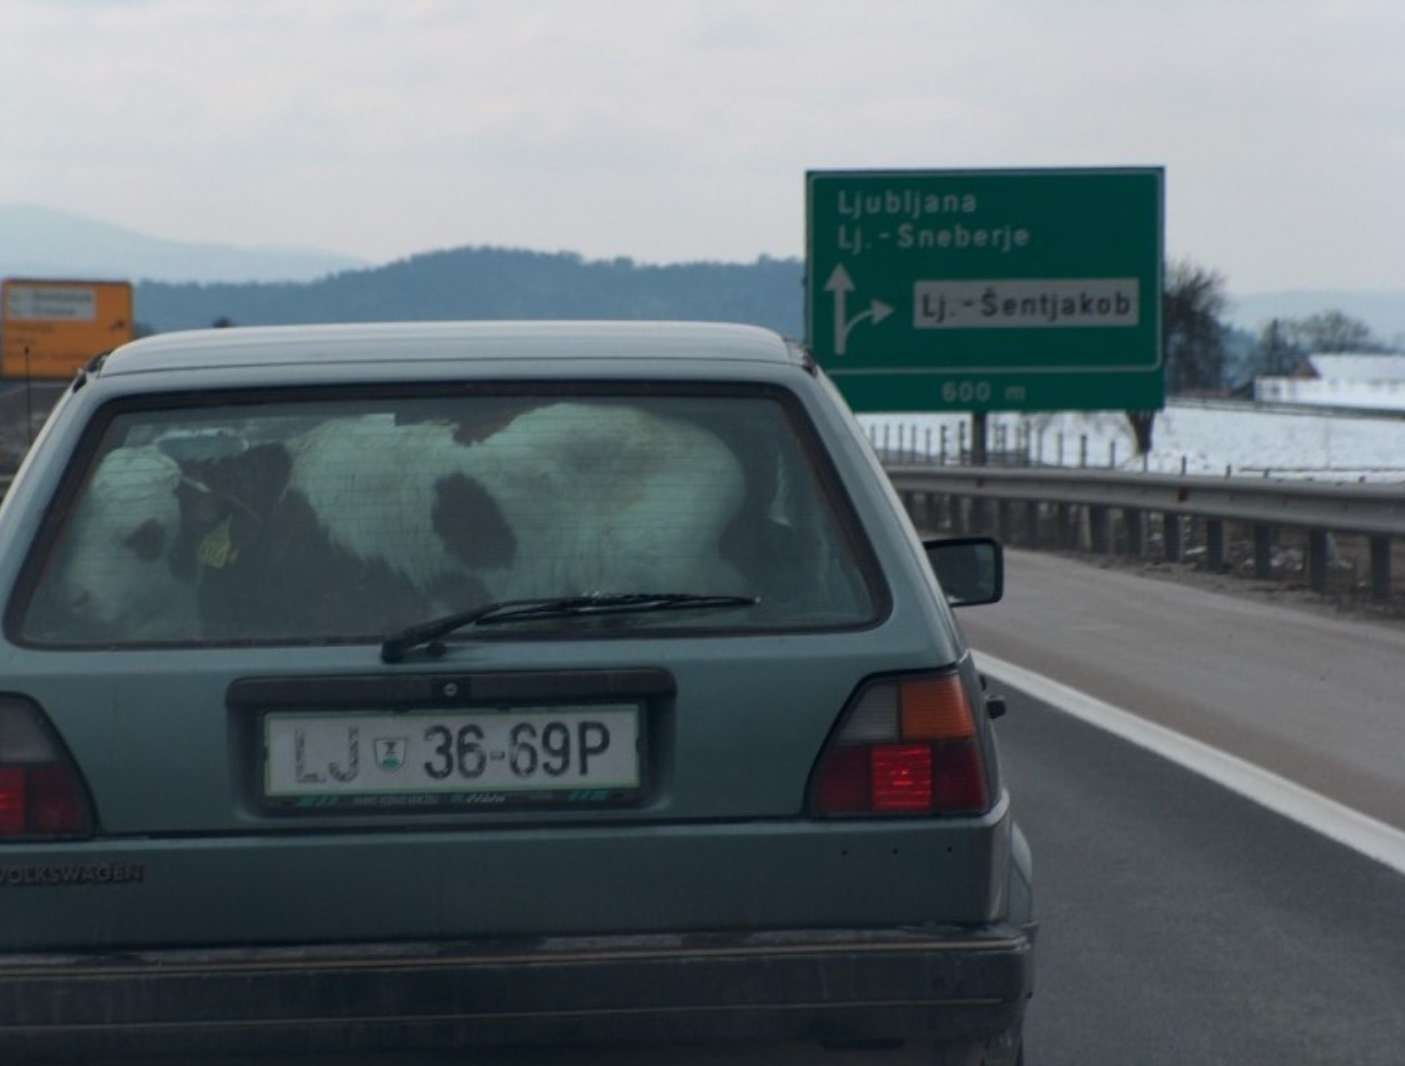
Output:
1000 685 1405 1066
960 548 1405 829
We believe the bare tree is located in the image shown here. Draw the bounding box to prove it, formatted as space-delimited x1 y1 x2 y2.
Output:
1126 260 1229 455
1163 260 1228 394
1256 318 1302 376
1284 310 1381 354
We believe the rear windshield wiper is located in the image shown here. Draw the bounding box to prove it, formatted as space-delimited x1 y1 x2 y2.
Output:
380 592 760 663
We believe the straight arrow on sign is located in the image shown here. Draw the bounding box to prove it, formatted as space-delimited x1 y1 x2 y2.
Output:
825 264 892 356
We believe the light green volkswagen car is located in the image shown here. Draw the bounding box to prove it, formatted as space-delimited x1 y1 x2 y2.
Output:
0 322 1032 1063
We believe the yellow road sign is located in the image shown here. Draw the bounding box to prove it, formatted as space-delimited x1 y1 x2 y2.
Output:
1 278 135 379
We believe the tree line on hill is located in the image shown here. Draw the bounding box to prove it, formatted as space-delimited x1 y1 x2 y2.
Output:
134 247 803 337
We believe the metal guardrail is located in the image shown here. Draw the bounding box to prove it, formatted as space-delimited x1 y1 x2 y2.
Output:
886 465 1405 537
884 462 1404 601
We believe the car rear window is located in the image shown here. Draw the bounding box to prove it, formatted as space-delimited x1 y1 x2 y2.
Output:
15 387 884 647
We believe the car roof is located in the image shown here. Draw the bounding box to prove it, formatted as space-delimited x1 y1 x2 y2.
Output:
98 321 805 377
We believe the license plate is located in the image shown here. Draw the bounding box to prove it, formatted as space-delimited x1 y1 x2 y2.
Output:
264 704 641 808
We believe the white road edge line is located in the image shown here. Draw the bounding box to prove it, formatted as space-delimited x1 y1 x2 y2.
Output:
974 649 1405 878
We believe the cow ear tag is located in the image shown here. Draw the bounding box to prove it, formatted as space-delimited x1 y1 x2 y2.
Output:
197 517 239 569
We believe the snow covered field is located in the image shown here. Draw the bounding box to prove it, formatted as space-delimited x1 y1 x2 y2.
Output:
860 400 1405 482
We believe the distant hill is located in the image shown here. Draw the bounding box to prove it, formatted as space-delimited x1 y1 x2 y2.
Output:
0 204 364 284
133 246 806 336
1227 289 1405 344
11 208 1385 352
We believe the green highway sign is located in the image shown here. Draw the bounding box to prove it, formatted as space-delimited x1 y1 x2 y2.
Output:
805 168 1164 413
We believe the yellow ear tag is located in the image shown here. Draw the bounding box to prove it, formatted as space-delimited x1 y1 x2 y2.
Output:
197 517 239 570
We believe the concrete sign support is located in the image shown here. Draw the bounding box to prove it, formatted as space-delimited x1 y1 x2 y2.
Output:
805 168 1165 413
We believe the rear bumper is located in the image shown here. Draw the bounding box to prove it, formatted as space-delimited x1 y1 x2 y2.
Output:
0 924 1034 1060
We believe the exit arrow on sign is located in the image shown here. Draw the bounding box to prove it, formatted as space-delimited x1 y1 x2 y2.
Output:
824 263 893 356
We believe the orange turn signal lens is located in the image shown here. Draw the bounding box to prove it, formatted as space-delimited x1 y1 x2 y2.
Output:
899 674 975 741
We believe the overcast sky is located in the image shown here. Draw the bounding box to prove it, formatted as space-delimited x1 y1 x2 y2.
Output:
3 0 1402 292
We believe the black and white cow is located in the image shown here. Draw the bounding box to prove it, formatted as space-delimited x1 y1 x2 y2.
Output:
167 416 512 639
35 403 751 643
176 405 750 638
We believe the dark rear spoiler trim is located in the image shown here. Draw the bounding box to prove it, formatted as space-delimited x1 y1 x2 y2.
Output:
227 667 676 710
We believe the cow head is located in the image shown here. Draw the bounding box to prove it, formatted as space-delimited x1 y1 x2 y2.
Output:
35 445 196 640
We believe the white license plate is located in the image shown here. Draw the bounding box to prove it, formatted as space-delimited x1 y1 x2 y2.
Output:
264 705 640 802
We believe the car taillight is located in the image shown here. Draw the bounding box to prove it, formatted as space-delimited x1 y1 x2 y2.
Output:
810 672 989 817
0 698 94 840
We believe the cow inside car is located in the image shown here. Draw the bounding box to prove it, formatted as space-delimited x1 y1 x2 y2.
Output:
32 402 754 643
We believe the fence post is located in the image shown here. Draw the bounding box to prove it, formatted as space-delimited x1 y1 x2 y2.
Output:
1253 525 1274 579
1109 440 1117 468
1163 514 1182 562
939 426 948 465
1079 435 1088 468
958 422 968 463
1089 505 1111 554
1125 508 1144 557
1370 535 1392 602
1206 520 1226 571
1308 530 1329 592
924 427 932 461
1057 433 1065 466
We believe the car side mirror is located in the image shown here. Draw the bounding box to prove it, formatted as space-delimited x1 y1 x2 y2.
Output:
923 536 1003 607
